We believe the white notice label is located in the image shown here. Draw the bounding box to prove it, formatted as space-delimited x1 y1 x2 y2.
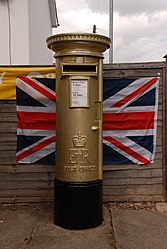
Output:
71 79 88 107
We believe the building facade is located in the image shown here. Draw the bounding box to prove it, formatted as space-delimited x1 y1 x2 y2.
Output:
0 0 58 65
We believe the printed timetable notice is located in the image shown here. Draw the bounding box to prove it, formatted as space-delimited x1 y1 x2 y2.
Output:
71 79 88 107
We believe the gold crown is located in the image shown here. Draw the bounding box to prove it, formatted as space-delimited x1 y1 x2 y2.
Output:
72 132 87 148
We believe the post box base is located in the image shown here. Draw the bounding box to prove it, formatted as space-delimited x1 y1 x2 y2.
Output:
54 179 103 230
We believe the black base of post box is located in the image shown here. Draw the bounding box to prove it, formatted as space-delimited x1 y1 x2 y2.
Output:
54 179 103 230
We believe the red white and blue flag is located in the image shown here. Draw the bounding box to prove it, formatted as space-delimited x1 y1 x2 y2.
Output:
16 77 56 164
103 77 159 164
16 77 159 165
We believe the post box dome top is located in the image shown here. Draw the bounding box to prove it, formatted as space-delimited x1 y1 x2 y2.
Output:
46 33 111 58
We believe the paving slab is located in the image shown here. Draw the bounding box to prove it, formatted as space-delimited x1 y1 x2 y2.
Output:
0 204 115 249
30 204 115 249
112 209 167 249
0 204 42 249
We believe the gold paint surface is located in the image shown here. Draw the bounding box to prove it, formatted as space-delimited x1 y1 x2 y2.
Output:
47 33 110 182
46 33 111 58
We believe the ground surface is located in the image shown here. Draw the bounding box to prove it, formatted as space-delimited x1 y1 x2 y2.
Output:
1 202 167 249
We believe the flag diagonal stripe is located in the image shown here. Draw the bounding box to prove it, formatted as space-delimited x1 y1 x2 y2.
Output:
16 136 56 162
112 77 158 108
20 77 56 101
104 137 150 164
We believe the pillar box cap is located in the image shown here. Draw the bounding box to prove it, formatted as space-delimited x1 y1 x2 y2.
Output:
46 33 111 58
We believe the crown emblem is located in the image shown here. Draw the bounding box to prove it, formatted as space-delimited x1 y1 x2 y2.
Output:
72 132 87 148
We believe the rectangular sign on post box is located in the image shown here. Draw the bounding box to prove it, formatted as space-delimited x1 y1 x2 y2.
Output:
70 79 88 107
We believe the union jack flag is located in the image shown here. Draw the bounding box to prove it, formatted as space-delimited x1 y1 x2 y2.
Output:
103 77 159 164
16 77 56 164
16 77 159 165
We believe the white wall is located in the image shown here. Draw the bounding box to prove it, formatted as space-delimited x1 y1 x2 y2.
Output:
0 0 53 65
0 1 15 65
0 2 9 64
10 0 30 65
29 0 53 65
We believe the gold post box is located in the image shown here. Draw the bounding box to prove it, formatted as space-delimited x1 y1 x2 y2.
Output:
46 33 110 229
